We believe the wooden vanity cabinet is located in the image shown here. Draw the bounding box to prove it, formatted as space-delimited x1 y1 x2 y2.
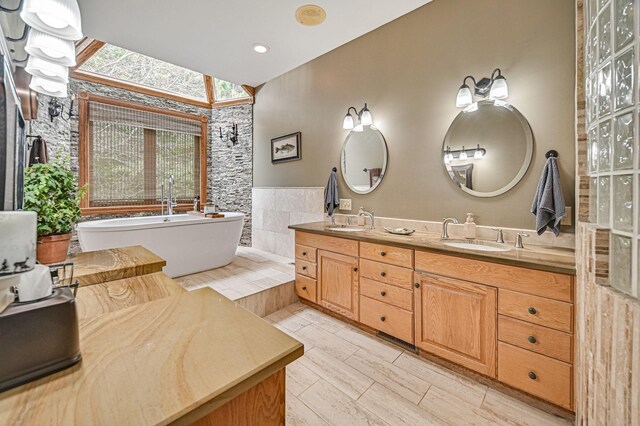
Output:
317 250 360 320
415 273 497 377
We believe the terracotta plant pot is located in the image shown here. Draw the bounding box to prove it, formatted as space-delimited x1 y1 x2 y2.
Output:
36 233 72 264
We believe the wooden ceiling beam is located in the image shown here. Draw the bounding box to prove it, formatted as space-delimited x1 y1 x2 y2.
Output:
74 38 105 71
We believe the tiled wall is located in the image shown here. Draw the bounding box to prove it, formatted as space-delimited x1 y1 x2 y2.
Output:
252 187 325 258
585 0 639 297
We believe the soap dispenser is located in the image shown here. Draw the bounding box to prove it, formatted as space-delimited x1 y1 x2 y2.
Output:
464 213 477 239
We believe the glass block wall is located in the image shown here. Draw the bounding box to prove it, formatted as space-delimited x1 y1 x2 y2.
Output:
586 0 638 297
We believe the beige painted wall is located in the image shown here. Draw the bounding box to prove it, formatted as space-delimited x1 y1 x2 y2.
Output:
253 0 576 231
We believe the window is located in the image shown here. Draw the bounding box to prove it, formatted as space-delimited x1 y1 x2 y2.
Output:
214 78 250 101
78 44 208 101
72 40 255 108
78 92 207 214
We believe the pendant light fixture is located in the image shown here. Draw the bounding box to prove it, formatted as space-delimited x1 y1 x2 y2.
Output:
25 56 69 83
342 103 374 130
20 0 83 41
25 29 76 66
29 76 67 97
455 68 509 108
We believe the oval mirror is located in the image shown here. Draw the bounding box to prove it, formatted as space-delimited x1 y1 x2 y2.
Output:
341 126 388 194
442 100 533 197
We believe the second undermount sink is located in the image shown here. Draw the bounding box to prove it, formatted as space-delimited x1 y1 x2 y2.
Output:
326 225 367 232
443 240 511 252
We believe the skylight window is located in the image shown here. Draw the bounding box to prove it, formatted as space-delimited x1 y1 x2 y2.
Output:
79 44 208 101
214 78 249 101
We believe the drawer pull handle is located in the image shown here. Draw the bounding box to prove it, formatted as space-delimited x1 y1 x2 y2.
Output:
528 336 537 344
302 251 307 256
302 266 307 270
380 291 386 296
528 307 537 315
380 271 386 277
380 316 386 322
528 371 537 380
353 267 358 272
380 251 387 256
302 286 307 291
414 283 420 288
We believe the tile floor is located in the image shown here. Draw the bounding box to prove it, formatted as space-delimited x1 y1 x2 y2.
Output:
265 303 573 426
174 247 295 300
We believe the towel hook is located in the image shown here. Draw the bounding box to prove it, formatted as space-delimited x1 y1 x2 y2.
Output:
545 150 558 159
332 167 337 172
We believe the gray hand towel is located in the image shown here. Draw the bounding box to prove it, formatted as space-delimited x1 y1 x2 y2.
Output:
324 170 340 216
531 157 565 236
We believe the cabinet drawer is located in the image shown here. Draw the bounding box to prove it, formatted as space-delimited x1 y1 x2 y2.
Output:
295 244 317 262
295 274 317 303
296 232 359 257
498 342 572 410
498 316 572 363
499 290 573 333
360 242 414 268
360 295 413 343
360 278 413 311
360 259 413 289
295 259 316 279
415 250 573 302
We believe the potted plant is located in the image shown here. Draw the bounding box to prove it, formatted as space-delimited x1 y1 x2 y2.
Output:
23 156 86 264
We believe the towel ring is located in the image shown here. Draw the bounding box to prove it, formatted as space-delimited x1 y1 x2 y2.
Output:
545 150 558 159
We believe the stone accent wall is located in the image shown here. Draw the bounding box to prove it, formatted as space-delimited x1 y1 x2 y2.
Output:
27 78 253 245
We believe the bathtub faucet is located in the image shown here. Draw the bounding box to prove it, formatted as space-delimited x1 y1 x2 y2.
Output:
167 174 178 217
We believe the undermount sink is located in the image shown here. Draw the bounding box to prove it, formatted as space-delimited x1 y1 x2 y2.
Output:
326 226 367 232
443 240 511 252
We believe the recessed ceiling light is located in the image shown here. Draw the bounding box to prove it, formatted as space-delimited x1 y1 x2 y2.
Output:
252 44 270 54
295 5 326 26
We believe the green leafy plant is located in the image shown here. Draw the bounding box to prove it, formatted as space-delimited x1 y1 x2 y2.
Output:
23 156 87 237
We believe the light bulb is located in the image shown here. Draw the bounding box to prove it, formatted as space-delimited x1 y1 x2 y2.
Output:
459 147 468 160
21 0 83 41
489 75 508 99
26 56 69 83
456 84 473 108
342 114 354 130
29 76 68 97
360 104 373 126
474 144 484 159
25 28 76 66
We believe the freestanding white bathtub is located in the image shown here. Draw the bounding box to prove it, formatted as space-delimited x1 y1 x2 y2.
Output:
76 213 244 278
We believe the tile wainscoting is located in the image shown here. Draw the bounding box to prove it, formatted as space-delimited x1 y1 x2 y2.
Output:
252 187 325 258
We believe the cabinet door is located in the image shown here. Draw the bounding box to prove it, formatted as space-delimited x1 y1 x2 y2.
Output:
317 250 359 320
415 273 497 377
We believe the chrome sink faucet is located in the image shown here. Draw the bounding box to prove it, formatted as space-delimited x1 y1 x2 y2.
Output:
167 174 178 217
441 218 459 240
358 207 375 231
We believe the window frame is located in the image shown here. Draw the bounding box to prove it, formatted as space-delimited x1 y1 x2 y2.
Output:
72 39 254 109
77 91 208 215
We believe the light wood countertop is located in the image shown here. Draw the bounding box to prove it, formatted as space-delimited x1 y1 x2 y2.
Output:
67 245 166 286
290 222 575 275
0 287 303 425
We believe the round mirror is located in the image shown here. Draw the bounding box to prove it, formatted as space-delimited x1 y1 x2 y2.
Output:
341 126 388 194
443 100 533 197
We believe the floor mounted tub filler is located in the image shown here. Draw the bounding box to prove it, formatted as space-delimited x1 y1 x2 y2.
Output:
77 213 244 277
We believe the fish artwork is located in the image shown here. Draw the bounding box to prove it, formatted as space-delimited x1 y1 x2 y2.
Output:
275 143 296 154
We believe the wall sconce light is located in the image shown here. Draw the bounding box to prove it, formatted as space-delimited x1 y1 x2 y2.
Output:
342 103 373 130
455 68 508 108
48 93 76 121
444 144 486 163
218 123 238 147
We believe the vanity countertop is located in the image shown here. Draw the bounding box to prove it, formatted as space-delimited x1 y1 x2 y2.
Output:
0 286 303 425
67 245 167 286
290 222 575 275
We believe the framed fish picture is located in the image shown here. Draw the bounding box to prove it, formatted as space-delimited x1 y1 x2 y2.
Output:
271 132 301 163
